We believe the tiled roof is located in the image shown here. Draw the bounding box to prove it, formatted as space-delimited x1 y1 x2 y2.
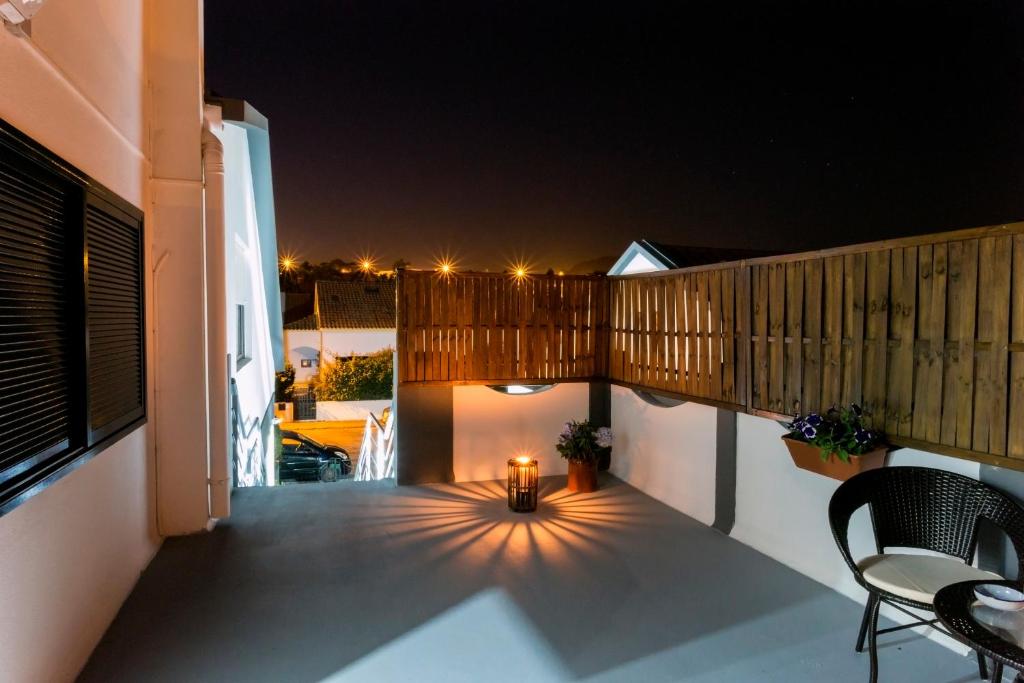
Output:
284 314 317 330
315 280 396 329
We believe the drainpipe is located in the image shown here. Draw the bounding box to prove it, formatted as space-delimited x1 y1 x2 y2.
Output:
203 105 231 519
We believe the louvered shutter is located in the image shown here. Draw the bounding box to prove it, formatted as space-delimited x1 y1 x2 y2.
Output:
0 152 74 489
84 192 144 443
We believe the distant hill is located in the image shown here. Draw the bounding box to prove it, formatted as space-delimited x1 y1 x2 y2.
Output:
567 255 616 275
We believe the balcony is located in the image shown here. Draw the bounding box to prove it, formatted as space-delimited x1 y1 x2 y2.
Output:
79 477 967 682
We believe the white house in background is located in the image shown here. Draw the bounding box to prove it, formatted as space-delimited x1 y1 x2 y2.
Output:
609 238 774 275
206 97 285 487
285 279 396 383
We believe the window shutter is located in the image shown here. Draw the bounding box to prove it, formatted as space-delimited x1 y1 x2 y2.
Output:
85 191 144 443
0 154 74 489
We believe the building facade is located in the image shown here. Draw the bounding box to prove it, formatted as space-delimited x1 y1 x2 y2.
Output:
0 3 280 680
285 279 397 384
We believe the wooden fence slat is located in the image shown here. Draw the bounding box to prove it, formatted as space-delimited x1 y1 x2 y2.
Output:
862 250 889 426
940 242 976 447
784 261 803 414
686 274 699 395
768 263 785 412
698 271 712 398
822 256 844 410
886 247 916 436
665 276 677 389
737 266 752 406
973 239 996 452
753 266 769 410
911 245 935 439
802 259 823 416
675 275 687 393
1010 234 1024 459
988 236 1012 455
722 269 736 402
842 253 866 408
709 269 723 399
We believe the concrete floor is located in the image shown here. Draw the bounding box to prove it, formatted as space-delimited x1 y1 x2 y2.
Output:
80 475 977 682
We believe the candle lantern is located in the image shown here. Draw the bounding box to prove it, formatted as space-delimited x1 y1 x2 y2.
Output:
507 456 539 512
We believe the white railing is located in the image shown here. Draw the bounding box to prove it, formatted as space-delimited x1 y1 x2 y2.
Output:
354 404 395 481
231 379 267 487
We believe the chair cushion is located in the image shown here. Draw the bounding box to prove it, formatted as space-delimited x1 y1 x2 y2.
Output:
857 553 1002 604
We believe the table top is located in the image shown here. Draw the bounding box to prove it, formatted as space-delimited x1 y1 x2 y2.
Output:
935 580 1024 674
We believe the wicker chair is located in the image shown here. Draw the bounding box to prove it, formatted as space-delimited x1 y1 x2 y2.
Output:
829 466 1024 683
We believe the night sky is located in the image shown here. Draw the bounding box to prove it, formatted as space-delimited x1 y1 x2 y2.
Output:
205 1 1024 273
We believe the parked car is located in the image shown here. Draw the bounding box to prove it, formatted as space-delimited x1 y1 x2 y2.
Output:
279 431 351 483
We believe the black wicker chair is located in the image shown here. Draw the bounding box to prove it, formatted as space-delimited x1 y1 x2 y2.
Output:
829 466 1024 683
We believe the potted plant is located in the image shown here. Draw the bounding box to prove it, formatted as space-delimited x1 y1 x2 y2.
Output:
556 420 612 492
782 404 888 482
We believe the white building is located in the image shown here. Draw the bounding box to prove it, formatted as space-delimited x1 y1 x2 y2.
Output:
0 4 280 680
207 97 285 486
285 279 396 383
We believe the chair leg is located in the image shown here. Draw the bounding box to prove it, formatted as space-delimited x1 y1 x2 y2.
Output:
856 594 878 653
978 652 989 680
991 660 1002 682
867 592 881 683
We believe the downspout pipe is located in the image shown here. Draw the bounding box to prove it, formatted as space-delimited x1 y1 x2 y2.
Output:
203 105 231 519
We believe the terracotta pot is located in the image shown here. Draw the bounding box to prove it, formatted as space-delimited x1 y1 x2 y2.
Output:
567 459 598 492
781 436 889 482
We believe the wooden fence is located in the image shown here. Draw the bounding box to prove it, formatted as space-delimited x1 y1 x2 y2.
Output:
397 222 1024 469
607 266 746 409
397 271 608 384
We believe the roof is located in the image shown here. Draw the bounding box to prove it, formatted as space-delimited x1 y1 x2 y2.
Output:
315 280 396 329
640 240 777 269
609 239 778 275
284 314 317 331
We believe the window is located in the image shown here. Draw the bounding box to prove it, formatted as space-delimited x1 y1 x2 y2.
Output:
0 119 145 515
300 359 314 368
236 304 249 368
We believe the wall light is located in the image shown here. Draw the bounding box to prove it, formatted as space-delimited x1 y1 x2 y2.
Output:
507 456 539 512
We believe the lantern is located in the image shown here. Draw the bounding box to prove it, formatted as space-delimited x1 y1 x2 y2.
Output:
507 456 538 512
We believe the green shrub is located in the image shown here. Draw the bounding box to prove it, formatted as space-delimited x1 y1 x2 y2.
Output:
275 362 296 402
316 349 393 401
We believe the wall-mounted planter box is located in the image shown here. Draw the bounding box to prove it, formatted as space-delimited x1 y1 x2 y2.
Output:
781 436 889 482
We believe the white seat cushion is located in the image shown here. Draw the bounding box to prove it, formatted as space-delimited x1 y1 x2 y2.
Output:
857 553 1002 604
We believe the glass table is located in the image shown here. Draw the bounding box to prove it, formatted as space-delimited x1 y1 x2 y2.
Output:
935 580 1024 683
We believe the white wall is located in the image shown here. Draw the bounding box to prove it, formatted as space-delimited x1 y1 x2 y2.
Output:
609 386 718 526
0 3 163 679
219 120 277 490
730 412 979 650
453 384 589 481
317 400 392 421
321 329 396 359
286 329 322 383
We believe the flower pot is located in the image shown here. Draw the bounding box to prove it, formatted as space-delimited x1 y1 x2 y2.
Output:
781 436 888 482
567 459 598 492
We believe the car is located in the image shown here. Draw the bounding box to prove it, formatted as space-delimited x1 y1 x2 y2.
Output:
279 430 352 483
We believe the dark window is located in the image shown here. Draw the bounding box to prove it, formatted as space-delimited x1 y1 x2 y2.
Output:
300 359 313 368
0 119 145 515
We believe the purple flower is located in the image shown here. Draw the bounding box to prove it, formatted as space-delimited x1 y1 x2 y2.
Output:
806 413 823 427
596 427 613 449
560 422 573 439
854 428 871 444
802 425 817 439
